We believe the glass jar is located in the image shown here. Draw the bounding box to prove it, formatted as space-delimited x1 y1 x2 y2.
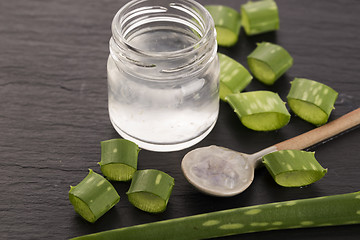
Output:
107 0 219 152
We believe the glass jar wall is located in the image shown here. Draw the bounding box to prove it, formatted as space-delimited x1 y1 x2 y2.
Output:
107 0 219 152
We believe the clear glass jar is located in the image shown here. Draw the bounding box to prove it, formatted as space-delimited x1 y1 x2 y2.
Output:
107 0 219 152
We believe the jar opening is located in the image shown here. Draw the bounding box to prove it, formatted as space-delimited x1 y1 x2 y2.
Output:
111 0 215 58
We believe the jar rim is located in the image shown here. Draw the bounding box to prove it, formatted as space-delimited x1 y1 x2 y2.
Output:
111 0 215 58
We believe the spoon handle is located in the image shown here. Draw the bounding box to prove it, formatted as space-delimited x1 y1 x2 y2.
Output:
275 108 360 151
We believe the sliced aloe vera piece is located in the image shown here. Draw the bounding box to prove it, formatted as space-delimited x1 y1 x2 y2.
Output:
70 191 360 240
263 150 327 187
99 139 140 181
218 53 253 101
226 91 290 131
205 5 241 47
69 169 120 223
127 169 174 213
287 78 338 126
247 42 293 85
241 0 279 36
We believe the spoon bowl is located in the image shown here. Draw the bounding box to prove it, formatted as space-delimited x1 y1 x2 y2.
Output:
182 145 275 196
181 108 360 197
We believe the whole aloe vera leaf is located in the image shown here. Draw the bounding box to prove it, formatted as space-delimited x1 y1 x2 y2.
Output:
70 191 360 240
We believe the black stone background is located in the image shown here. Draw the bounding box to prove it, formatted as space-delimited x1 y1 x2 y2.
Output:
0 0 359 239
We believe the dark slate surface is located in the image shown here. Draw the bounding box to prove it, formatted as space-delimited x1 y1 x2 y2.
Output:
0 0 359 239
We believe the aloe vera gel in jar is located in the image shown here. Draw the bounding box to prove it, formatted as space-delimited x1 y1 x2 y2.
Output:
107 0 219 152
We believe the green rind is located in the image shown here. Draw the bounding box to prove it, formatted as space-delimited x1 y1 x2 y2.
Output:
262 150 327 187
247 42 293 85
287 78 338 125
70 191 360 240
218 53 253 101
241 0 279 36
205 5 241 47
99 138 140 181
69 169 120 223
127 169 175 213
226 91 290 131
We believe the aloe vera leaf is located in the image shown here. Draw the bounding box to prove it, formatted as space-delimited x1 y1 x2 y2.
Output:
287 78 338 126
218 53 253 101
263 150 327 187
99 139 140 181
127 169 174 213
241 0 279 36
205 5 241 47
70 191 360 240
226 91 290 131
68 169 120 223
247 42 293 85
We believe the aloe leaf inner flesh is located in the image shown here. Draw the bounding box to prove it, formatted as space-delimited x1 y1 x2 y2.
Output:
101 163 137 182
247 58 275 84
128 192 167 213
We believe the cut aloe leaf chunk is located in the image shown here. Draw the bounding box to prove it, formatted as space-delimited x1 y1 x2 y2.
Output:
127 169 174 213
263 150 327 187
205 5 241 47
241 0 279 36
226 91 290 131
287 78 338 126
99 139 140 181
69 169 120 223
247 42 293 85
218 53 253 101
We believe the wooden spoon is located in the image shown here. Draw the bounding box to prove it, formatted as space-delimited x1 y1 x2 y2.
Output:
181 108 360 197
